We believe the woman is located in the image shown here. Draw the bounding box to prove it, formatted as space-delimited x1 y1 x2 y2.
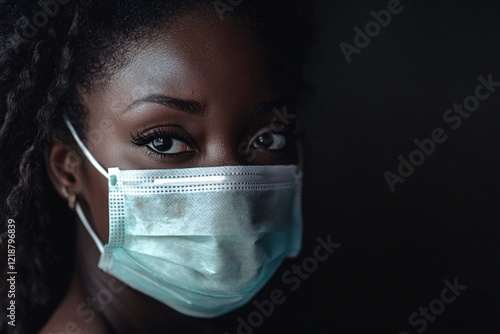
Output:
0 1 311 333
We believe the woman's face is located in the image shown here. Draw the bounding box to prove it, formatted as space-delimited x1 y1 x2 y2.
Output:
72 9 298 242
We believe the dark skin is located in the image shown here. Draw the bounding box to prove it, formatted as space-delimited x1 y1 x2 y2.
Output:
42 7 297 333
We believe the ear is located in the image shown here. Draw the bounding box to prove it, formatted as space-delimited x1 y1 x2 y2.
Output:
44 136 86 202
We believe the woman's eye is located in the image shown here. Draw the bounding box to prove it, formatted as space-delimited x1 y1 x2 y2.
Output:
147 135 193 155
250 130 287 150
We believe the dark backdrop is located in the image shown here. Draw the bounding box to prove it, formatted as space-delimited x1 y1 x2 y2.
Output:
219 1 500 333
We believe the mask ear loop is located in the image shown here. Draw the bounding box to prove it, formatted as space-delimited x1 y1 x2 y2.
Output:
61 185 105 254
75 203 105 253
62 114 110 180
62 114 107 253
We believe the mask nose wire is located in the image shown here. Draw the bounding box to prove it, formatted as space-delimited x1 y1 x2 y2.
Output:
62 114 107 253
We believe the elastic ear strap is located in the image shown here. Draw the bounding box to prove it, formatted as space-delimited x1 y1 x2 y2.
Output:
63 114 109 179
75 202 104 253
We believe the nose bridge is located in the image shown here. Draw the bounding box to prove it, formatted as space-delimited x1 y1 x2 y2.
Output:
204 136 244 167
202 101 252 167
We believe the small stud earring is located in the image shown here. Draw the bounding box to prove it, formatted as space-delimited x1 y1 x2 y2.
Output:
67 193 77 210
62 186 77 210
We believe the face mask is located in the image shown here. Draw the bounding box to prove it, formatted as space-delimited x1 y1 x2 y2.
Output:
63 115 303 318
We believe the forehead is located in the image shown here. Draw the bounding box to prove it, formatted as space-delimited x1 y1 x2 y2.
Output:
84 9 278 114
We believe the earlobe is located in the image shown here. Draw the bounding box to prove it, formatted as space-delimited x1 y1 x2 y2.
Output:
44 137 85 205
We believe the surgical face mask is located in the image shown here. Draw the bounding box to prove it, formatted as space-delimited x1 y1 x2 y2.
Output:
63 115 303 318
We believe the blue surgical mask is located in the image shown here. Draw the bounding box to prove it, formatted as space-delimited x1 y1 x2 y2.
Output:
63 115 303 318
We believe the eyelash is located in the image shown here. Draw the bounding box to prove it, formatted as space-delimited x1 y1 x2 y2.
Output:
131 128 194 161
253 123 303 144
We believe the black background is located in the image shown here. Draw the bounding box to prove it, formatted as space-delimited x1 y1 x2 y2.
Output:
220 1 500 333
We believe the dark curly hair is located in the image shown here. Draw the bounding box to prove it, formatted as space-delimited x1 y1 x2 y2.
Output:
0 0 312 332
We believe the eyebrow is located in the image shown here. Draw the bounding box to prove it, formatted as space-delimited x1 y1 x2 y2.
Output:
251 97 291 116
123 94 290 116
123 94 204 114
